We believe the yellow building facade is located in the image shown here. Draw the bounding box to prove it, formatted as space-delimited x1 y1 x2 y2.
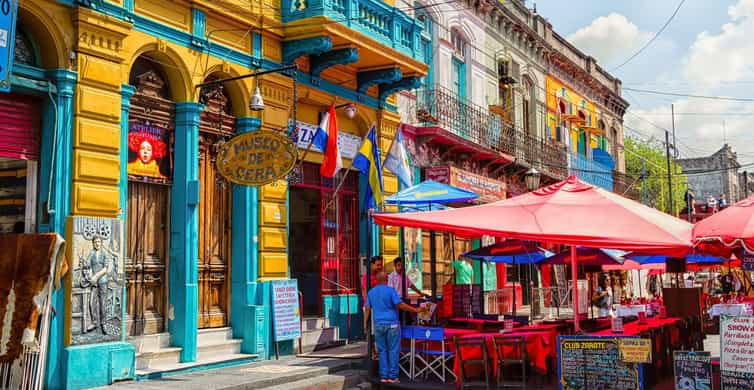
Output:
4 0 426 388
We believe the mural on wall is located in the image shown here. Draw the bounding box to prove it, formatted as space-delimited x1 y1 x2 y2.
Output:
127 119 173 184
70 217 124 345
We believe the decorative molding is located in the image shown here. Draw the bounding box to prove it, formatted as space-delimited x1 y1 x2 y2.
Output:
73 8 132 63
357 68 401 94
310 48 359 78
191 8 207 48
282 36 332 65
378 76 421 105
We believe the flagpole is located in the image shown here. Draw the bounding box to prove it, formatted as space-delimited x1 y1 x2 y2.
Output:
322 122 378 212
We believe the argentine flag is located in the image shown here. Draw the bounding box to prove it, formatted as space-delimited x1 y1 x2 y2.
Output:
312 104 343 178
383 128 412 188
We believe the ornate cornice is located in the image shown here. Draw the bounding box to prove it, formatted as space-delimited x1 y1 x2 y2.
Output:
310 48 359 78
358 68 402 94
73 7 132 63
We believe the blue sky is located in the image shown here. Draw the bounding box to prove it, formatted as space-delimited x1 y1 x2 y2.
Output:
536 0 754 163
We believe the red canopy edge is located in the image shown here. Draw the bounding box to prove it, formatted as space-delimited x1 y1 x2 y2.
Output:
373 212 690 256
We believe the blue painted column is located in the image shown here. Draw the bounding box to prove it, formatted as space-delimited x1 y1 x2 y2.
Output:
169 102 202 362
230 116 262 354
119 85 135 219
42 69 76 390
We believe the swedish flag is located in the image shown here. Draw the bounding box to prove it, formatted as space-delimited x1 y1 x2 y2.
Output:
353 125 384 209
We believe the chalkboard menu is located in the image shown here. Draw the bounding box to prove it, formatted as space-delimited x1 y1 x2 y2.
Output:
721 315 754 389
674 351 712 390
558 336 643 390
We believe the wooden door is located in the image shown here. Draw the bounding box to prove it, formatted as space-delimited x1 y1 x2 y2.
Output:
197 134 231 328
125 182 169 335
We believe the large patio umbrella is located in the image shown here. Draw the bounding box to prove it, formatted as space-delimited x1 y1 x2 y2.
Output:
373 176 694 331
462 239 550 316
694 195 754 255
541 247 625 267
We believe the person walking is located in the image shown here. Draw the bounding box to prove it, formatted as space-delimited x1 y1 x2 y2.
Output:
364 271 422 383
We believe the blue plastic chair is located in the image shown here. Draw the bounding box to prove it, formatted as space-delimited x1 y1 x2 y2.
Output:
399 325 416 379
413 326 456 382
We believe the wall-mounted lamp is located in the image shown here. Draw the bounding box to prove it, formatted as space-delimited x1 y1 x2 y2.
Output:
335 103 357 119
249 84 264 111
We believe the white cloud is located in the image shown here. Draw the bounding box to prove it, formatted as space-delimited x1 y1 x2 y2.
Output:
685 0 754 88
567 13 651 66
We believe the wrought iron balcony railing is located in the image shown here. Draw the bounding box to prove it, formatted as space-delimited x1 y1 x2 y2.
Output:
282 0 423 59
408 85 568 179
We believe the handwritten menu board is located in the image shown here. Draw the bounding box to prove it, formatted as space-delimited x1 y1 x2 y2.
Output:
721 315 754 389
674 351 712 390
558 336 643 390
271 279 302 342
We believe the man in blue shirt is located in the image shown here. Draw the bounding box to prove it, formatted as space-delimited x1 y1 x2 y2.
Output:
364 271 420 383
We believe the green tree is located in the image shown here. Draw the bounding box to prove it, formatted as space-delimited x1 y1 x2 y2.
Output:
624 136 688 215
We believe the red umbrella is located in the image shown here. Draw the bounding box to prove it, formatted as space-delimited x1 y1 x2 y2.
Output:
542 247 624 266
694 195 754 255
373 176 693 331
603 259 665 271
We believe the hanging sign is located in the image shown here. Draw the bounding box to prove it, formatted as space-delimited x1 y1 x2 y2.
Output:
674 351 712 390
271 279 301 342
425 165 506 202
721 314 754 389
741 253 754 271
127 120 173 183
216 130 297 186
0 0 18 93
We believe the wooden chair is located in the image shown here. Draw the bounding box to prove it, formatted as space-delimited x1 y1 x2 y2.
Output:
455 336 491 390
492 335 527 389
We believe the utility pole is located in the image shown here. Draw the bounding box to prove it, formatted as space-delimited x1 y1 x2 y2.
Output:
671 104 678 158
641 160 647 205
665 131 674 215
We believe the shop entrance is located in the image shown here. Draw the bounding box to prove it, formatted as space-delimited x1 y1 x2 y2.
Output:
0 93 41 234
197 132 231 328
125 60 174 336
289 163 359 316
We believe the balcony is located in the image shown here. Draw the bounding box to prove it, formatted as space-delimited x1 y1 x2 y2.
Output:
407 85 568 180
282 0 423 60
569 151 614 191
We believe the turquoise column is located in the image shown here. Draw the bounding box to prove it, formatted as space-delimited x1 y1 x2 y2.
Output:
119 85 135 219
230 116 262 354
42 69 76 390
169 102 203 362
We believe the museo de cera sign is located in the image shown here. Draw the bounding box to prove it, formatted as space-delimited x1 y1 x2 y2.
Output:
216 130 298 186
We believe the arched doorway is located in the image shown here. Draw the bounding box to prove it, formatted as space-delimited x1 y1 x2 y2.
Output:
196 77 233 328
125 55 175 336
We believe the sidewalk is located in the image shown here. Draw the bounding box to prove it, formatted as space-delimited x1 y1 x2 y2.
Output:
97 356 367 390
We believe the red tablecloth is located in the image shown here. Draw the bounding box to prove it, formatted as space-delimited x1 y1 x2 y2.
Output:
448 317 519 331
591 317 680 337
451 330 554 383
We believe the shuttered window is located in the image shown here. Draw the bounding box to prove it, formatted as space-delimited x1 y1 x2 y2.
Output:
0 93 41 161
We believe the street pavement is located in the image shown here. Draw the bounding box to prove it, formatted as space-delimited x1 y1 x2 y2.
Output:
97 356 366 390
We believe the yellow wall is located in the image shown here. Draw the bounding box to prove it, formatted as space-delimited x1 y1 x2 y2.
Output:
545 76 601 154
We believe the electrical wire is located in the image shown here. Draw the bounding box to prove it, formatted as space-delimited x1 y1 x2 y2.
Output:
610 0 686 72
624 87 754 102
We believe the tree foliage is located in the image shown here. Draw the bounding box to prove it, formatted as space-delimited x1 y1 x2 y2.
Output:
624 136 688 215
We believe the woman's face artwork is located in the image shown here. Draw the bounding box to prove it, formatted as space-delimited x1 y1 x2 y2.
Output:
138 140 153 163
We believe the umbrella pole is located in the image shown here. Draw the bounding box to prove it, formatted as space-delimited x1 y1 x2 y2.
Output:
513 262 518 318
430 230 437 304
571 245 580 333
479 258 485 317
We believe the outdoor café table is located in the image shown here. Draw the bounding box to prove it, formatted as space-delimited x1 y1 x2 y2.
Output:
615 304 649 317
709 303 753 317
591 317 683 354
447 317 519 331
451 330 555 383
